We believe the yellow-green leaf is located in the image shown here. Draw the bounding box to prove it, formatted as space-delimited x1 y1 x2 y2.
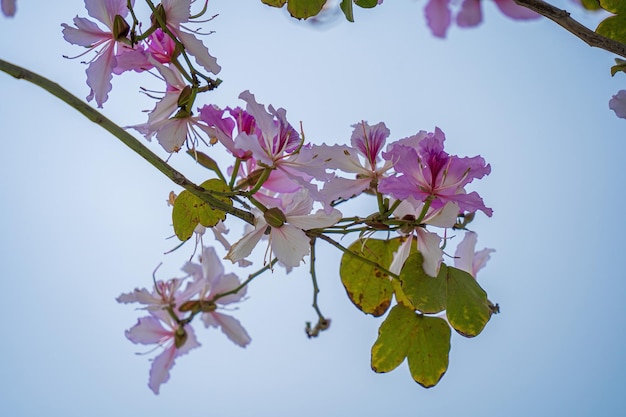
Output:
286 0 326 19
406 315 451 388
399 253 447 314
339 238 399 316
371 304 451 388
171 179 232 241
596 15 626 44
446 266 491 337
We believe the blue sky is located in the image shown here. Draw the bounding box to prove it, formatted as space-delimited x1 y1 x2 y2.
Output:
0 1 624 416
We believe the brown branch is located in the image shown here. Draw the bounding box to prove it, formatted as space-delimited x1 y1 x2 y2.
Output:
514 0 626 59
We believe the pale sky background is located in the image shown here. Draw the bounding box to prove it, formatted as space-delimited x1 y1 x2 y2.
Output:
0 1 624 416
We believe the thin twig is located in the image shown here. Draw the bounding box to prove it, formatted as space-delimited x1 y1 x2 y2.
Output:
514 0 626 59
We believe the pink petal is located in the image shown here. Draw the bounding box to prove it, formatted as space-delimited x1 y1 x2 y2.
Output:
454 231 477 276
85 0 130 29
270 224 311 268
148 324 200 394
424 0 452 38
415 228 443 277
125 316 170 345
456 0 482 28
155 118 188 152
287 208 342 230
494 0 540 20
177 30 221 75
62 17 109 47
1 0 16 17
226 220 267 263
162 0 191 26
609 90 626 119
85 43 116 107
204 312 251 347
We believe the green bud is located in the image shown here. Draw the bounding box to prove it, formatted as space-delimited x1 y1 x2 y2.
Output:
177 86 193 109
199 300 217 313
151 3 167 27
112 15 130 40
174 326 188 349
179 300 199 313
264 207 287 228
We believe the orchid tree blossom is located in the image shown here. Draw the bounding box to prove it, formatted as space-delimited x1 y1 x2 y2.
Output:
124 311 200 394
425 0 539 38
114 28 178 73
61 0 135 107
226 190 342 268
379 127 493 217
454 231 495 278
158 0 220 75
182 246 251 347
1 0 15 17
312 121 394 208
609 90 626 119
204 91 331 198
389 198 459 277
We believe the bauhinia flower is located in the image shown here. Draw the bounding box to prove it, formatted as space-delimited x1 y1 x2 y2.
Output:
609 90 626 119
1 0 16 17
124 311 200 394
62 0 134 107
226 190 342 268
425 0 539 38
388 198 459 277
157 0 220 75
379 127 492 217
182 246 251 347
313 121 394 207
454 231 495 278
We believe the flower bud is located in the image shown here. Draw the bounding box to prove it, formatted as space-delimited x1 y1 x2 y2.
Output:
174 326 188 349
264 207 287 228
151 3 167 28
112 15 130 40
177 86 193 109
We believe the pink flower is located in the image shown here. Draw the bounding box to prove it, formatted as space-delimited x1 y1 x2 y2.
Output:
379 127 492 216
226 190 342 268
1 0 16 17
424 0 539 38
182 246 251 347
159 0 220 75
62 0 134 107
124 312 200 394
389 199 459 277
609 90 626 119
313 121 394 208
454 231 494 278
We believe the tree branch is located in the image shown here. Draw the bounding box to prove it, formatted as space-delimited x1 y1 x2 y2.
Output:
514 0 626 59
0 58 255 225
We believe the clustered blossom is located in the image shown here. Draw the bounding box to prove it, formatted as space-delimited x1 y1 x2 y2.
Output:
609 90 626 119
59 0 497 395
424 0 539 38
118 246 249 394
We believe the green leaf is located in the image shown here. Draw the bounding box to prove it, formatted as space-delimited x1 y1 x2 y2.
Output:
339 238 399 316
581 0 601 10
371 304 414 373
611 58 626 76
340 0 354 22
355 0 379 8
286 0 326 19
599 0 626 14
371 304 451 388
399 253 447 314
171 179 232 241
261 0 287 7
597 15 626 44
406 315 451 388
446 266 491 337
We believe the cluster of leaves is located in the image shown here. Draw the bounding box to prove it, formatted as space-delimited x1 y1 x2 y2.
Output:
261 0 381 21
